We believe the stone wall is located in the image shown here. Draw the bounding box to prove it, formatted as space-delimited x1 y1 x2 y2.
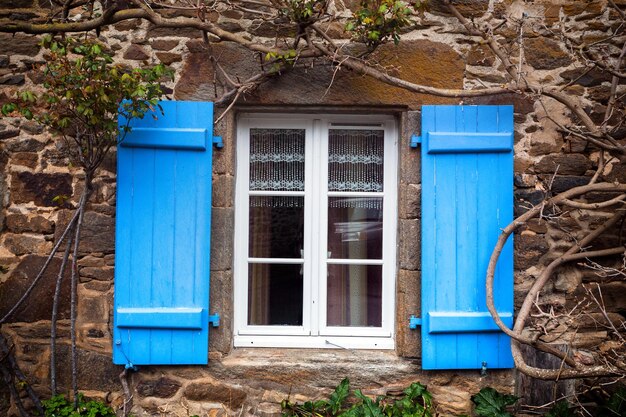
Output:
1 0 625 416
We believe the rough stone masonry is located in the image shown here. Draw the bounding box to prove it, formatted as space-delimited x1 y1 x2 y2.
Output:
0 0 625 416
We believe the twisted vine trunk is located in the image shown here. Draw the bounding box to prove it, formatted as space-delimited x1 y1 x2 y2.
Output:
0 332 44 417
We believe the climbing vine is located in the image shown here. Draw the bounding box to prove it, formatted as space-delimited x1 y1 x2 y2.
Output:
0 35 171 414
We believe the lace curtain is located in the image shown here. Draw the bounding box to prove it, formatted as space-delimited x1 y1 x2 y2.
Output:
329 129 384 210
249 129 305 206
249 128 384 209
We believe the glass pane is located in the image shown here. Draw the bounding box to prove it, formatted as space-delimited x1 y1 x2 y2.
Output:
248 263 303 325
328 197 382 260
250 128 305 191
327 264 382 327
249 196 304 258
328 129 384 192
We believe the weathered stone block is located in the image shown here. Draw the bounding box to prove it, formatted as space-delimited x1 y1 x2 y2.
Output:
554 266 582 293
213 175 234 208
210 208 234 271
395 269 420 358
147 25 203 39
123 44 149 61
80 266 114 281
12 151 37 170
524 38 572 70
0 0 34 7
55 210 115 255
114 19 142 31
0 255 71 323
399 183 420 219
467 92 534 123
534 153 593 175
11 171 72 207
467 44 496 66
560 67 611 87
155 52 181 65
77 291 109 324
9 321 70 339
6 213 54 234
209 270 233 354
137 377 182 398
0 34 40 56
430 385 472 416
428 0 489 18
514 173 537 188
549 175 589 193
0 128 19 140
604 160 626 183
56 346 122 391
400 146 420 185
3 233 52 256
151 39 179 51
0 74 25 85
514 189 546 215
38 148 70 169
514 234 549 270
399 219 420 271
184 380 247 408
563 1 603 16
175 40 463 108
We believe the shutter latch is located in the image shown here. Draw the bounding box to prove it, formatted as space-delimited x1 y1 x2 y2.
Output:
213 136 224 149
410 135 421 148
208 313 220 327
409 315 422 329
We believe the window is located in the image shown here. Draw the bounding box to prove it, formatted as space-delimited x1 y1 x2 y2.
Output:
234 114 398 349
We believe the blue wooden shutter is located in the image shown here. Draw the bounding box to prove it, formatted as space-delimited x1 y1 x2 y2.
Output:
113 101 215 365
421 105 514 370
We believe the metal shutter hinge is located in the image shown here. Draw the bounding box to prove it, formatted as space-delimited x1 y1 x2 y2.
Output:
409 315 422 329
208 313 220 327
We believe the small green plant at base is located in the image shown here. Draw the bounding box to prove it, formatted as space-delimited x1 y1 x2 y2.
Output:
470 387 518 417
42 394 116 417
282 379 435 417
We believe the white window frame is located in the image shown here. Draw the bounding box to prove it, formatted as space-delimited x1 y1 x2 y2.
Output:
233 113 398 349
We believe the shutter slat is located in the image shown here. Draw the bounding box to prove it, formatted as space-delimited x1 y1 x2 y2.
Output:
114 101 214 366
421 105 514 370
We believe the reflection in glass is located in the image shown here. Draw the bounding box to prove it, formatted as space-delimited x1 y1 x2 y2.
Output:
328 197 382 260
327 264 382 327
328 129 384 192
250 128 305 191
249 196 304 258
248 263 303 325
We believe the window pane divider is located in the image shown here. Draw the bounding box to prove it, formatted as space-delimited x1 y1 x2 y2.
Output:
326 259 384 265
248 257 305 264
249 190 305 196
327 191 384 197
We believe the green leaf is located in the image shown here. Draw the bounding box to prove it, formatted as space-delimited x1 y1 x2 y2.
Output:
471 388 518 417
328 378 350 414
